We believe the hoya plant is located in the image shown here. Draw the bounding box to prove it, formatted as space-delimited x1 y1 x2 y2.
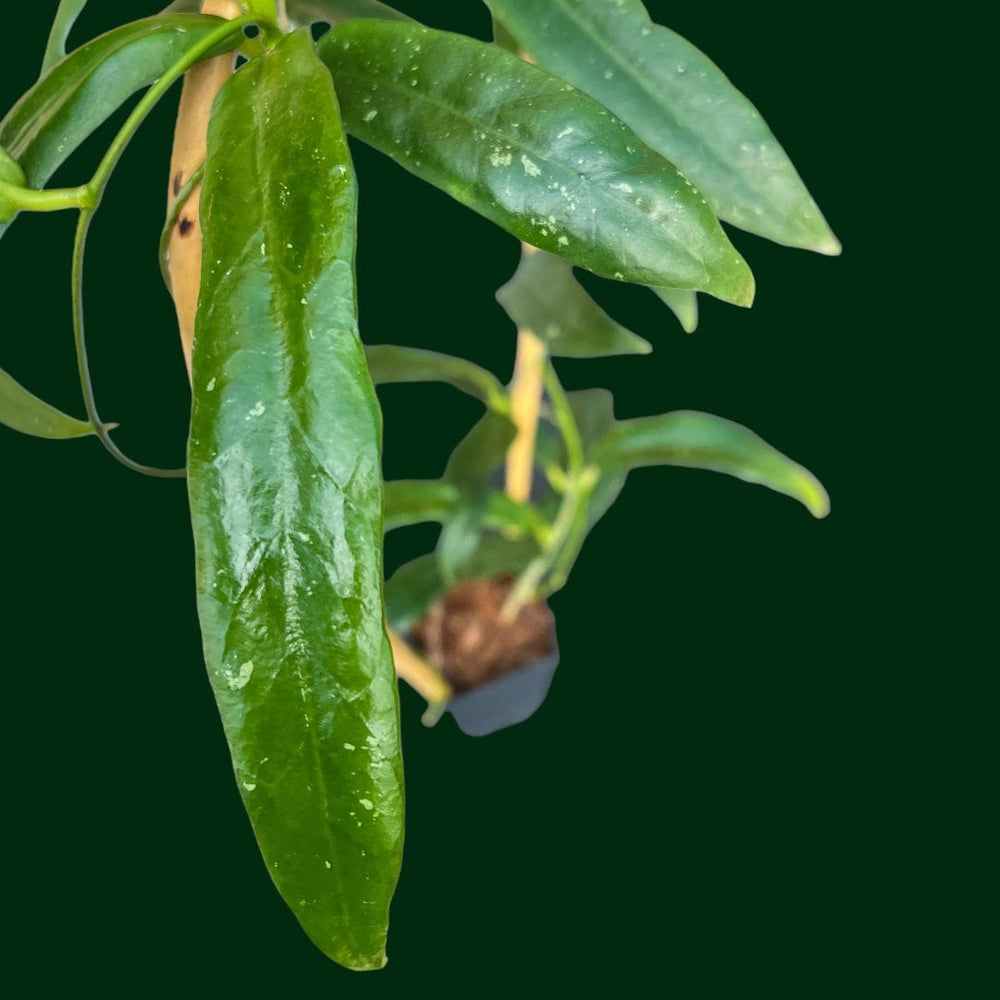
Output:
0 0 838 972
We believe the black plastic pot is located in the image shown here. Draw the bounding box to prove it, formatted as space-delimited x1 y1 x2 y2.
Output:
445 634 559 737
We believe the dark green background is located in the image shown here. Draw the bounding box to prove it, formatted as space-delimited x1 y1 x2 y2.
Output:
2 2 931 994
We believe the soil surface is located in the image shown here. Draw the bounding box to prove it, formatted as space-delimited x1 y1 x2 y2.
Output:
412 576 555 693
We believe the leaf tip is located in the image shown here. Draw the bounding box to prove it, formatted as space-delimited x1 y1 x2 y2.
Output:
799 472 831 519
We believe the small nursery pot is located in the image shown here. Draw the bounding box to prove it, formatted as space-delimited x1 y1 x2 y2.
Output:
445 632 559 737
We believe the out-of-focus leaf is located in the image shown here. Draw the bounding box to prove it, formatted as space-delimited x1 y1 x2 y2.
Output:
365 343 507 411
443 410 517 494
385 553 446 632
187 30 402 971
0 14 240 240
496 249 651 357
487 0 840 254
384 479 461 531
286 0 413 28
41 0 88 76
652 286 698 333
0 369 97 439
318 20 754 305
591 409 830 517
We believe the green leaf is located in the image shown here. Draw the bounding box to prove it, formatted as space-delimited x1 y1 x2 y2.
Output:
365 343 508 411
384 479 461 531
385 553 446 632
187 30 402 971
318 20 754 305
652 286 698 333
41 0 88 76
487 0 839 254
496 249 651 357
591 409 830 517
0 14 240 240
443 410 518 495
0 368 98 439
286 0 413 28
0 144 27 223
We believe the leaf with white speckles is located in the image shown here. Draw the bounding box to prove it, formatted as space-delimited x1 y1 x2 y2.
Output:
487 0 839 253
318 20 754 305
188 30 403 972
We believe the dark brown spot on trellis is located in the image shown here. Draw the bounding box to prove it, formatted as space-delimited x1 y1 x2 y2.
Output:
178 217 194 237
173 171 183 196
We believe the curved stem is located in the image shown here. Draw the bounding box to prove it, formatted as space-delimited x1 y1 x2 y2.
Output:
72 212 187 478
159 161 204 293
386 627 453 726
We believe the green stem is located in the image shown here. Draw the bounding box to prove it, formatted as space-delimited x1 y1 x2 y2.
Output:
0 180 94 213
158 161 205 293
502 361 593 616
70 14 262 478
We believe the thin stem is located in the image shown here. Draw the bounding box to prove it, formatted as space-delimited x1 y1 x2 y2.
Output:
69 14 260 478
386 627 453 726
502 360 594 617
0 180 94 213
159 161 204 293
72 211 186 478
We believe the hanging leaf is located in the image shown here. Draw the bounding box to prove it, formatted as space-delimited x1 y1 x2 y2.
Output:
496 249 651 357
383 479 461 531
486 0 839 254
0 14 240 240
318 20 754 304
365 343 508 411
0 369 99 439
652 286 698 333
443 410 518 494
591 409 830 516
286 0 413 28
187 30 403 971
40 0 88 76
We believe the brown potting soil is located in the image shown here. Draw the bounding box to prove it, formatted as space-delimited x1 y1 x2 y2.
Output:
412 576 556 693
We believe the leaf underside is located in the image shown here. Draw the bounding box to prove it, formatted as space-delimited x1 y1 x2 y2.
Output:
187 29 402 972
0 369 97 439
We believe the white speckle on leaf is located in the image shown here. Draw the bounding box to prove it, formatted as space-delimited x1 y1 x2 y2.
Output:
489 148 513 167
260 241 266 256
603 69 614 79
521 155 541 177
247 401 265 419
557 235 569 246
225 660 254 690
206 377 216 392
557 126 575 139
343 742 356 751
611 181 634 194
324 860 332 869
242 782 257 792
359 798 374 811
363 108 378 122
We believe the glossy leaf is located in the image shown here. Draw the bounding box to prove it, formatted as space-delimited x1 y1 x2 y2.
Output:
318 20 754 304
0 368 98 439
365 343 507 411
187 30 402 971
487 0 839 254
0 14 240 240
652 286 698 333
591 409 830 517
41 0 87 75
496 249 651 357
384 479 460 531
286 0 413 28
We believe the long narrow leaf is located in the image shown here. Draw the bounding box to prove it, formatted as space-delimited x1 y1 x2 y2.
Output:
318 20 754 305
0 14 240 240
487 0 839 254
365 343 507 411
40 0 88 76
496 249 651 357
188 30 403 971
0 369 97 439
591 409 830 516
